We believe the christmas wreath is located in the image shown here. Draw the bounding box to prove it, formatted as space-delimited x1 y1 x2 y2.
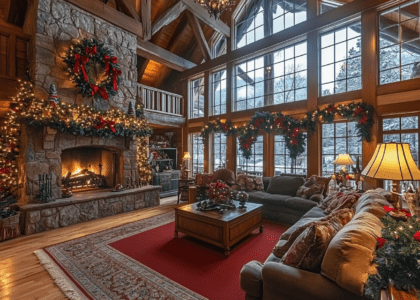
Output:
64 38 122 101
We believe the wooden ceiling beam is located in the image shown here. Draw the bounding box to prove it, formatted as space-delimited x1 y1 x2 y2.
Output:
137 40 196 72
186 11 212 62
66 0 143 38
151 1 187 37
141 0 152 40
115 0 141 22
181 0 230 37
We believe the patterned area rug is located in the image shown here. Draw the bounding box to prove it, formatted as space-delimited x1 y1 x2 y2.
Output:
35 212 206 300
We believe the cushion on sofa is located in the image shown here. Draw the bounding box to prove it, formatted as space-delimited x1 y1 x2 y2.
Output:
281 218 343 271
285 197 318 212
280 207 327 241
240 260 264 299
266 176 305 196
247 190 269 204
273 209 354 258
262 194 290 207
355 189 390 218
321 211 384 296
296 181 324 199
263 177 272 191
318 191 342 209
306 175 332 197
309 193 324 203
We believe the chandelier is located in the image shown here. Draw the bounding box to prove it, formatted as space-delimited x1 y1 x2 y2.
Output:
194 0 235 19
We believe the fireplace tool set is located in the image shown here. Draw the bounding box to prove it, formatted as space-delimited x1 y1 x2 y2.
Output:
36 173 54 203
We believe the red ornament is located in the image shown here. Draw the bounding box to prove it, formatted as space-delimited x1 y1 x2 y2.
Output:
414 231 420 243
377 237 386 249
328 106 337 112
290 139 298 146
254 121 261 127
85 46 97 56
290 128 299 138
353 106 364 116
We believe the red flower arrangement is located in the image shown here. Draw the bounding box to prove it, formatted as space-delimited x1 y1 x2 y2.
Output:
384 205 412 218
376 237 386 249
414 231 420 243
207 180 230 203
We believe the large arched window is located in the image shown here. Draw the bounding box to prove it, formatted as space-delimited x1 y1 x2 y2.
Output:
235 0 307 49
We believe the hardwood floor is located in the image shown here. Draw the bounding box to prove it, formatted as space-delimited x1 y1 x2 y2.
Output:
0 198 180 300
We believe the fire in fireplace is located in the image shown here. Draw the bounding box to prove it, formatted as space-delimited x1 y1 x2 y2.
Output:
61 147 119 192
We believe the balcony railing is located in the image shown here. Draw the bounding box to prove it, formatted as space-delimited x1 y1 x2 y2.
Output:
138 84 183 116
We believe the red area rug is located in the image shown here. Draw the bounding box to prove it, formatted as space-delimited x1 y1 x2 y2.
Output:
110 220 287 300
34 212 287 300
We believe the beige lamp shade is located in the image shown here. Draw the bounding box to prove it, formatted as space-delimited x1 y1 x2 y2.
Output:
361 143 420 180
183 152 192 160
332 154 355 166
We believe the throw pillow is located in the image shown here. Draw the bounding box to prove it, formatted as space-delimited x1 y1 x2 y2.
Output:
266 176 305 196
318 191 343 209
325 192 361 214
281 219 343 271
246 177 256 190
296 182 324 199
307 175 332 197
236 173 247 190
273 208 354 258
309 193 324 203
255 177 263 191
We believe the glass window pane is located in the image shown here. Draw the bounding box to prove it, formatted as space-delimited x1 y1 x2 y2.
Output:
383 118 401 131
402 116 418 129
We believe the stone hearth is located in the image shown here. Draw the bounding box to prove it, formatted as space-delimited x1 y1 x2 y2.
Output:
19 186 160 235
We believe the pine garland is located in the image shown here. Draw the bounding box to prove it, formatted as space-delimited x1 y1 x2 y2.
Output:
200 102 375 160
364 213 420 300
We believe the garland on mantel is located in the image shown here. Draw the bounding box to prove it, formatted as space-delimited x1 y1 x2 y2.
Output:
200 102 374 159
0 80 152 193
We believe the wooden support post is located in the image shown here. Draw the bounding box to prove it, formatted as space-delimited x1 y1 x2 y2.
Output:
204 71 210 173
151 2 187 36
117 0 141 22
141 0 151 40
361 9 379 189
225 62 236 173
306 31 319 177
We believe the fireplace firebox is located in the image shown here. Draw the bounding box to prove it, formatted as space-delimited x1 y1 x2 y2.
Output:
61 147 119 192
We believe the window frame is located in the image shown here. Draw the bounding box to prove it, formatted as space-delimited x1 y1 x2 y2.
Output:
212 133 227 171
211 69 227 116
189 76 205 119
319 21 362 96
380 114 420 191
190 133 204 176
236 135 264 176
321 120 363 177
274 133 308 175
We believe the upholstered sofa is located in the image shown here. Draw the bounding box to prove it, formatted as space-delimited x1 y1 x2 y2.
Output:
245 174 326 224
240 188 391 300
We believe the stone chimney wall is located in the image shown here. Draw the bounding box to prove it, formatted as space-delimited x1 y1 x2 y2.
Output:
27 0 138 111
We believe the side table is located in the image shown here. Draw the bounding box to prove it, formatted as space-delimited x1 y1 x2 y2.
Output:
178 178 195 204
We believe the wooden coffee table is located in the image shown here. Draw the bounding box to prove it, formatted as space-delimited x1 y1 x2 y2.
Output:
174 201 263 257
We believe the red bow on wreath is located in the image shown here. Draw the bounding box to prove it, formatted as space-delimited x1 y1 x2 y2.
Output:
94 116 116 133
74 54 90 82
104 55 118 75
90 84 109 100
359 115 368 125
111 68 122 91
85 46 97 56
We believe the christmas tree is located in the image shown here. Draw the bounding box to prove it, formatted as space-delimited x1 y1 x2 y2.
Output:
364 213 420 300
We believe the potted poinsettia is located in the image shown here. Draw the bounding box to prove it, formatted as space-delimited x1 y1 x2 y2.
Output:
364 208 420 300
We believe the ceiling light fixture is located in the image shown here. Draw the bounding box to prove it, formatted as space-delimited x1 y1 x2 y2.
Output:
194 0 235 19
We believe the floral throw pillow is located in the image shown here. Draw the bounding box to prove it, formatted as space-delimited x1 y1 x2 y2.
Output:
325 192 361 214
296 182 324 199
273 208 354 258
318 191 343 209
280 219 343 271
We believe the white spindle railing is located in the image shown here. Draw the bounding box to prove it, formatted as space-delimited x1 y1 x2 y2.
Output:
138 84 183 116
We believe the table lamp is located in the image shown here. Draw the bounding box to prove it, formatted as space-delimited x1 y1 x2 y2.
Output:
181 152 191 179
332 154 355 186
361 142 420 217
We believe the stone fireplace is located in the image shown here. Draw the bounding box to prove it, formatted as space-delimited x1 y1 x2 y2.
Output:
17 125 138 205
15 0 161 236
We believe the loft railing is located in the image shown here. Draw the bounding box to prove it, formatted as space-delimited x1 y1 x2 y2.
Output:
138 83 183 116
